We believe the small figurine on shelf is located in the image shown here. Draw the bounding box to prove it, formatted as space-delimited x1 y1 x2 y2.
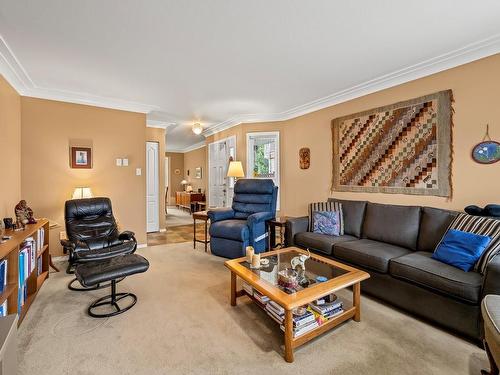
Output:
15 200 37 225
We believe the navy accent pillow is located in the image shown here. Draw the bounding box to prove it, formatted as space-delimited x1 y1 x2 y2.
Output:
432 229 492 272
312 211 340 236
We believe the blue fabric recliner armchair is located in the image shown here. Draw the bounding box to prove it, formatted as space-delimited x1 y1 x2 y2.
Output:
208 179 278 259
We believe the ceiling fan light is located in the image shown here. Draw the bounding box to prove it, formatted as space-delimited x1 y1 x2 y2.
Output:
192 123 203 135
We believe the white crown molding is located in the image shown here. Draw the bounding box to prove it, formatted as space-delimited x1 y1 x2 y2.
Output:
3 31 500 137
146 119 177 129
167 141 206 153
202 33 500 136
0 35 158 114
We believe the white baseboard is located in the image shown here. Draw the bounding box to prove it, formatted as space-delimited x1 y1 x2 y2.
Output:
137 243 148 249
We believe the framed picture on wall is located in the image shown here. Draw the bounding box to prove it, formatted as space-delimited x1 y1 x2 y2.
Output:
70 147 92 169
195 167 202 179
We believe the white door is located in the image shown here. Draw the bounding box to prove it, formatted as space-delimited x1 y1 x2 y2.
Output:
146 141 159 232
208 136 236 208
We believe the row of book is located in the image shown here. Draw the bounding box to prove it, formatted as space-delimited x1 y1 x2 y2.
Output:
0 300 7 317
0 228 45 316
242 282 344 338
0 257 7 316
36 227 45 254
0 259 8 294
18 237 39 311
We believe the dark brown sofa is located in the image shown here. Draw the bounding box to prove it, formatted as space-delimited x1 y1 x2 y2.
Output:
286 199 500 340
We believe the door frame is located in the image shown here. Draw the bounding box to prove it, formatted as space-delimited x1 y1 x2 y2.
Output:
146 141 160 233
246 131 280 209
207 135 236 208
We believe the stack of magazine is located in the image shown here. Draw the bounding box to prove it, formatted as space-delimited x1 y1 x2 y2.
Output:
308 298 344 320
265 301 284 324
278 309 320 338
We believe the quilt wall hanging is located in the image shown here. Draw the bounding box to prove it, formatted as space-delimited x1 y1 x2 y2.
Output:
331 90 453 197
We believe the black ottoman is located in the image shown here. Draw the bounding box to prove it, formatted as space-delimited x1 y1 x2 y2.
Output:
75 254 149 318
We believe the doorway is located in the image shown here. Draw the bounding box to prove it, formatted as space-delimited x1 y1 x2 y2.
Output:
208 136 236 208
146 141 160 233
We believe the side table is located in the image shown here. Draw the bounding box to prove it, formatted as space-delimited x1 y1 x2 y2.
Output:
267 216 292 249
193 211 210 252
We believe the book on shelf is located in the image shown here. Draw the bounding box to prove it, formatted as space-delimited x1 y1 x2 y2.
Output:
18 237 38 311
280 319 320 338
266 308 284 324
253 290 270 305
267 300 284 314
37 257 43 276
37 227 45 254
309 299 343 315
0 300 7 317
0 259 8 294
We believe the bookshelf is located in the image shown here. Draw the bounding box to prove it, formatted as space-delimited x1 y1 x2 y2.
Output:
0 219 50 325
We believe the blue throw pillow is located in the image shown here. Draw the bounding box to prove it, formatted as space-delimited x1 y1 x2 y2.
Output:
312 211 340 236
432 229 492 272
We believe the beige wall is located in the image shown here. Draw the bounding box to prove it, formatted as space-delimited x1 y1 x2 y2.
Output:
146 127 166 229
207 54 500 217
184 146 207 193
0 76 21 221
166 152 184 204
21 97 147 255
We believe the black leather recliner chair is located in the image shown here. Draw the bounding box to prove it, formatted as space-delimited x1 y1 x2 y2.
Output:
61 197 137 290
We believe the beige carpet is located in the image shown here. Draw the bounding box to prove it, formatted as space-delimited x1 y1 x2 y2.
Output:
19 243 488 375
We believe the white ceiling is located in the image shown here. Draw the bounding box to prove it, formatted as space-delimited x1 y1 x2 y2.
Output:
1 1 500 151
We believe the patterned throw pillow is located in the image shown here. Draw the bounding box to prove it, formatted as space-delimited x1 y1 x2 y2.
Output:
308 202 344 235
312 211 340 236
434 213 500 274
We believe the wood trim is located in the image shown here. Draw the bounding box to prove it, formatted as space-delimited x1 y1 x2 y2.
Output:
0 219 51 323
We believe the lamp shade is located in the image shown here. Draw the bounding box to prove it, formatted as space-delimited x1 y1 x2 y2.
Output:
72 187 93 199
227 161 245 178
181 180 188 185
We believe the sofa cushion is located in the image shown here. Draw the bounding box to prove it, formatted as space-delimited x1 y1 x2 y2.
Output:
328 198 367 238
308 202 344 235
432 229 492 272
417 207 458 252
312 211 340 236
362 203 421 250
333 239 411 273
295 232 357 256
210 220 249 242
390 251 482 304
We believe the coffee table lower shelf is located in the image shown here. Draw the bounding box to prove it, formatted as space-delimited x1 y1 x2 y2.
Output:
234 286 359 362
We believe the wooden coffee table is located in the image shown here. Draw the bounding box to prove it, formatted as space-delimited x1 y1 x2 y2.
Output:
224 247 370 362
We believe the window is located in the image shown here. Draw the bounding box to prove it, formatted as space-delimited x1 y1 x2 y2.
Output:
247 132 280 209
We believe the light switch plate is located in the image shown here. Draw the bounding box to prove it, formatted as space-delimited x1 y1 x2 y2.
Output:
122 158 129 166
136 168 142 176
116 158 122 166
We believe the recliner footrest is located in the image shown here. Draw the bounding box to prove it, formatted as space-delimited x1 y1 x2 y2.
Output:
75 254 149 287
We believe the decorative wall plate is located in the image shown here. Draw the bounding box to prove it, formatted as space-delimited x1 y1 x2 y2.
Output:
471 141 500 164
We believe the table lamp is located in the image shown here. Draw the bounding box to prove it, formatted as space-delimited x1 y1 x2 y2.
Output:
72 187 93 199
227 161 245 179
181 180 188 191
